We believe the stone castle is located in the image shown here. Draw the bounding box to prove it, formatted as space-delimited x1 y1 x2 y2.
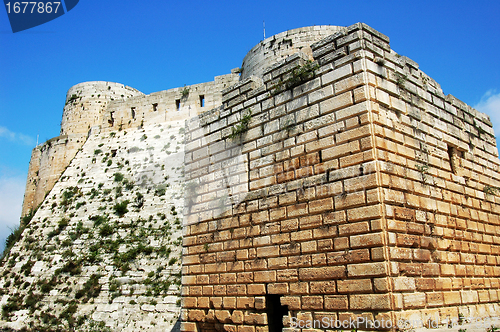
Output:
1 23 499 331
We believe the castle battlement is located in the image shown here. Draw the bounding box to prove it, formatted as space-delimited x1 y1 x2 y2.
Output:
6 22 500 332
21 73 239 216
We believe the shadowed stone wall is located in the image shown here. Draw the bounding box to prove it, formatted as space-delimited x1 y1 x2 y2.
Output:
182 23 500 331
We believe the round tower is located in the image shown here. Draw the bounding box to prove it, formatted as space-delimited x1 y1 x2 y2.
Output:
240 25 345 80
60 81 144 135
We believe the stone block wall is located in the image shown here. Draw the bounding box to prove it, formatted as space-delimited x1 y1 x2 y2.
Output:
182 23 500 331
21 146 42 217
21 134 87 216
363 32 500 324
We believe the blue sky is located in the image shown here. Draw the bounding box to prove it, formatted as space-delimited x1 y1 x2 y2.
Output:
0 0 499 250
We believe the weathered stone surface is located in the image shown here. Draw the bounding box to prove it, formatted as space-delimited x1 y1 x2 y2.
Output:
5 22 500 332
181 23 500 332
2 121 188 331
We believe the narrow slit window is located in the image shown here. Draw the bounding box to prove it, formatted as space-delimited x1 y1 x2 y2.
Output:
200 95 205 107
176 99 181 111
108 112 115 126
152 103 158 112
131 107 136 119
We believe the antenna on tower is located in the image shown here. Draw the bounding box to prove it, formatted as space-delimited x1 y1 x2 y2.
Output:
263 21 265 40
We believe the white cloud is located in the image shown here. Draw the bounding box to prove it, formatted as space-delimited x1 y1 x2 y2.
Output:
474 90 500 137
0 126 36 146
0 174 26 253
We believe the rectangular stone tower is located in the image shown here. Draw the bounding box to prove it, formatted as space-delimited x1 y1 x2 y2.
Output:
182 23 500 331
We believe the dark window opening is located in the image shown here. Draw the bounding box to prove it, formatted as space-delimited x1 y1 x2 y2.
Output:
266 295 288 332
152 103 158 112
200 95 205 107
108 112 115 126
111 149 117 157
131 107 136 119
176 99 181 111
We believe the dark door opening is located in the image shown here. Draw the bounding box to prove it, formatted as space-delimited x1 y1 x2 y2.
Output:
266 295 288 332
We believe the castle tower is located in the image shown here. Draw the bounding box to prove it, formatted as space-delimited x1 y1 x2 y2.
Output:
60 81 144 135
182 23 500 331
240 25 344 80
20 81 144 216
